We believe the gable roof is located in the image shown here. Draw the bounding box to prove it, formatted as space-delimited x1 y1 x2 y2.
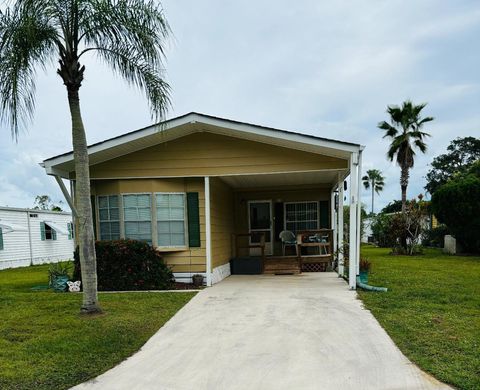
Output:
42 112 364 178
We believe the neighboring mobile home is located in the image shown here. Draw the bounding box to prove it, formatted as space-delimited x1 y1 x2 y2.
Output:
41 113 364 288
0 207 74 270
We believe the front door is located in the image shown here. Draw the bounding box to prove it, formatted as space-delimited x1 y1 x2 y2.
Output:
248 200 273 255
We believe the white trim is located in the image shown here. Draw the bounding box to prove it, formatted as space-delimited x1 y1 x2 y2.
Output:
348 153 358 289
86 168 349 181
356 151 363 275
204 177 212 287
247 199 273 256
212 263 231 284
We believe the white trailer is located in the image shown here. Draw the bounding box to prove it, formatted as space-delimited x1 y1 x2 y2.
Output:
0 207 74 270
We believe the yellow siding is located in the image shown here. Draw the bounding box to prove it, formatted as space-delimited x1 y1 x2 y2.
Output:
91 177 207 274
88 132 348 179
210 178 235 269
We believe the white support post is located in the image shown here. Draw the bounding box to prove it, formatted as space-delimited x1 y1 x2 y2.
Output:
338 179 344 277
356 151 363 275
349 153 358 289
330 187 337 271
204 176 212 287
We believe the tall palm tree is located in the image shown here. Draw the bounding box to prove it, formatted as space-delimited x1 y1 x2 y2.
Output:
378 101 433 212
362 169 385 214
0 1 170 314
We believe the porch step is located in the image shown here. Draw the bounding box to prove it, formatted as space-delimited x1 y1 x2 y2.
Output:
263 258 301 275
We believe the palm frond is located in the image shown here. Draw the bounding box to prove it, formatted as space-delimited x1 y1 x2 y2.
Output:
0 3 59 140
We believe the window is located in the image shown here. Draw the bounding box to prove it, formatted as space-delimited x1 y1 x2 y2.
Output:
285 202 318 233
98 195 120 240
123 194 152 243
67 222 74 240
156 193 186 247
40 222 57 240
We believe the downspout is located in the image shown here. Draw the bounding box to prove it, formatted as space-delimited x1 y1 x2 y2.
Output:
26 211 34 266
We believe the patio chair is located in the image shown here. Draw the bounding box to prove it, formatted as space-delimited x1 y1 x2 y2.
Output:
279 230 298 256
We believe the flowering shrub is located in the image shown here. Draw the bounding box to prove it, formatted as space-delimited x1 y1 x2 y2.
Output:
73 240 174 291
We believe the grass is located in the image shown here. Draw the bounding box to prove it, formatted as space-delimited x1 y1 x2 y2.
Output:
358 246 480 390
0 264 196 390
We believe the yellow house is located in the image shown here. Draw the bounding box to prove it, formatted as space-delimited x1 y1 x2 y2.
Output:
42 113 365 289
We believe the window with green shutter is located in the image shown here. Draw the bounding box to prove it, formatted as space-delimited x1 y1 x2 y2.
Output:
0 227 4 250
187 192 200 247
67 222 74 240
40 222 56 240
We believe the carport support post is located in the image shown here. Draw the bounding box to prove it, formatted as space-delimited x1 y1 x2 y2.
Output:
356 151 363 275
204 176 212 287
337 179 344 276
330 188 337 270
349 153 358 289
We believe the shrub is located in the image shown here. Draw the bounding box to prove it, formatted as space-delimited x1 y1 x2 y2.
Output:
73 240 174 291
432 166 480 253
422 225 449 248
359 258 371 272
370 213 396 248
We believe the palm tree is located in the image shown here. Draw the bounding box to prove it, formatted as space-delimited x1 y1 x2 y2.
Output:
378 101 433 212
0 1 170 314
362 169 385 214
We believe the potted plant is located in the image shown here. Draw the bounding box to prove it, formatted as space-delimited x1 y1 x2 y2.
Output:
359 258 371 284
48 262 72 292
192 274 204 287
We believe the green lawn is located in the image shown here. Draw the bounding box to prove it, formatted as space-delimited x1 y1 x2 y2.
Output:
358 246 480 390
0 264 196 390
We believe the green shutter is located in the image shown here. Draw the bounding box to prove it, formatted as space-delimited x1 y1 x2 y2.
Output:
52 227 57 240
0 227 3 250
319 200 329 228
187 192 200 247
40 222 46 241
68 223 73 240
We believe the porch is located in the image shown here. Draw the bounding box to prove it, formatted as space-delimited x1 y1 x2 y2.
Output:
206 166 363 287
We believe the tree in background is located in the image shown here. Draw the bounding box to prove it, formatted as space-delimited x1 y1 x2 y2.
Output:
0 1 170 313
378 101 433 212
431 161 480 253
425 137 480 194
33 195 63 211
362 169 385 214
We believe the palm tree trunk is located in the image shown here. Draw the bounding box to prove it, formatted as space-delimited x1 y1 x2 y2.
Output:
371 183 374 214
400 165 409 213
67 88 101 314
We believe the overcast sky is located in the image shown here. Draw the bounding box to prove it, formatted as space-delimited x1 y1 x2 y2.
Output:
0 0 479 212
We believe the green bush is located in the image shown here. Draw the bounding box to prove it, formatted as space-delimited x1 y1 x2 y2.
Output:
422 225 449 248
73 240 174 291
370 213 396 248
432 167 480 253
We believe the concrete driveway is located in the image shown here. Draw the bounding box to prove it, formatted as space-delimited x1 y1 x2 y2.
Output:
73 273 450 390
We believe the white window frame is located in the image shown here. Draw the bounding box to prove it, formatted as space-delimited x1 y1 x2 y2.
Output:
283 201 320 233
155 192 188 250
121 192 154 244
97 194 121 241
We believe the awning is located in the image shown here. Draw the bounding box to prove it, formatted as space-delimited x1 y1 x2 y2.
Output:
0 220 28 233
44 221 69 235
